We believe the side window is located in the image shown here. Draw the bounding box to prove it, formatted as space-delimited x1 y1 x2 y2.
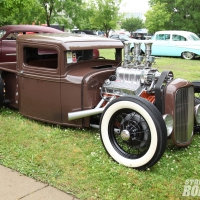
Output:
165 34 170 40
172 34 186 41
156 34 170 41
6 32 38 40
156 34 164 40
111 35 119 39
180 36 186 41
6 32 19 40
24 47 58 69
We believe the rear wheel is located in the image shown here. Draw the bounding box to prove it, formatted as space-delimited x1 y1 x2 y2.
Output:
100 96 167 170
181 51 195 60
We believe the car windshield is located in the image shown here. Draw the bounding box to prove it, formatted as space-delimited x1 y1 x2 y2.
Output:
119 35 129 39
65 48 120 65
0 29 6 39
188 33 200 41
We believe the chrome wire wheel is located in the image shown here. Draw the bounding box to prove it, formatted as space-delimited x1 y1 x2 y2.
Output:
109 109 151 157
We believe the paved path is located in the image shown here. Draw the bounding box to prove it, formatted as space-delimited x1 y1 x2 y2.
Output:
0 165 78 200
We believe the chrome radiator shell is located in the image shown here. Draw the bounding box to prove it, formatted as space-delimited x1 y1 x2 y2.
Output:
164 78 194 146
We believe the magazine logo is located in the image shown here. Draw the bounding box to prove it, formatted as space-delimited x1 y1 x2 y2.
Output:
182 179 200 196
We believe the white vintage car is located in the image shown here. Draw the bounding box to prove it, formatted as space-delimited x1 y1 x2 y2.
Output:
130 30 200 59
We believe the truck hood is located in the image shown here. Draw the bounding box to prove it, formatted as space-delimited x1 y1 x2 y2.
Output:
65 61 118 84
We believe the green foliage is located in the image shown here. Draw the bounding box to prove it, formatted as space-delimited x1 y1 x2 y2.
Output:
121 17 144 36
38 0 83 28
87 0 122 37
145 3 171 34
0 0 45 25
147 0 200 34
0 0 84 28
0 0 123 33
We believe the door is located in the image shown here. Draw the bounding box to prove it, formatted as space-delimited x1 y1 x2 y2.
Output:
18 45 62 124
151 33 171 56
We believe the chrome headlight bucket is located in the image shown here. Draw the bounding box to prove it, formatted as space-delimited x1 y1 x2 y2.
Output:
163 114 173 136
195 104 200 124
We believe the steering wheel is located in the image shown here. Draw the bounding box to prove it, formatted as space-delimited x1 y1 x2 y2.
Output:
77 56 83 61
95 56 105 59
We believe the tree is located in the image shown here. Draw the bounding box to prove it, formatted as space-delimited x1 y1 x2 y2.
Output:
38 0 83 28
72 1 95 30
87 0 122 37
145 3 171 34
0 0 46 25
0 0 84 28
148 0 200 34
121 17 144 36
0 0 123 34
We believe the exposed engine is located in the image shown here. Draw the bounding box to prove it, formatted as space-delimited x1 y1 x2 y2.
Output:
101 41 174 102
68 39 199 148
68 39 200 170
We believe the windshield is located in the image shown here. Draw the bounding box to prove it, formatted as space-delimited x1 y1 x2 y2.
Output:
188 33 200 41
0 29 6 39
151 35 155 40
65 48 121 65
119 35 130 39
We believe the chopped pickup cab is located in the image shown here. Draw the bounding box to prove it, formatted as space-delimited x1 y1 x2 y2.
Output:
0 25 63 62
0 33 200 170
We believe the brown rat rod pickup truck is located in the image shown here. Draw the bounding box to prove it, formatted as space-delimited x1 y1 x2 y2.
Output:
0 33 200 170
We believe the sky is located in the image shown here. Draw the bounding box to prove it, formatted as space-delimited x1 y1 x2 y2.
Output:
119 0 150 13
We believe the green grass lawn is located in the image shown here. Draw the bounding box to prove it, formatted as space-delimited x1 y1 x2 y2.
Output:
0 57 200 200
153 57 200 81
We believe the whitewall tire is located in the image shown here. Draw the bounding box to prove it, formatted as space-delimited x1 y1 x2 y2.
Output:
100 96 167 170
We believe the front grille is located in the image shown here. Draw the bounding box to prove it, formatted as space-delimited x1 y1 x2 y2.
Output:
174 86 194 144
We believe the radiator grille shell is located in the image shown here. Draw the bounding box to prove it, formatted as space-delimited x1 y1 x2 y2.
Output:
174 87 194 144
165 79 194 146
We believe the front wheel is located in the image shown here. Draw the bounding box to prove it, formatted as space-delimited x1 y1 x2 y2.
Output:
100 96 167 170
181 51 195 60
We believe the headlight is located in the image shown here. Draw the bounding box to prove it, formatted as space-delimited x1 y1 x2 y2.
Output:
195 104 200 124
163 114 173 136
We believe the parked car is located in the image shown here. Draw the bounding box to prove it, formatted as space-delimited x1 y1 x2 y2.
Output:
130 30 200 59
0 25 63 62
109 33 137 44
71 28 96 35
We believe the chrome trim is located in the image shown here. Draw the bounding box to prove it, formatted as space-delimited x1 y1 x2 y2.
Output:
68 107 104 121
6 53 16 56
163 114 173 136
